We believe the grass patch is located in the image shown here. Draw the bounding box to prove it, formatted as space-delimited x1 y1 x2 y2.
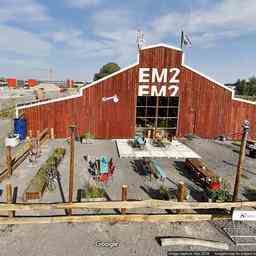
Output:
241 174 249 179
84 184 106 199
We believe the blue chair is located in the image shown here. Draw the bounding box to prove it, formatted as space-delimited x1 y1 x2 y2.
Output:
99 156 109 174
133 136 146 149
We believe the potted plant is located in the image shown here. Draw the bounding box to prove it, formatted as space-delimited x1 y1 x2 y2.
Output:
207 176 232 202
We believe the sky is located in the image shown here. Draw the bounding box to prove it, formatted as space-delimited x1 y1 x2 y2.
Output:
0 0 256 83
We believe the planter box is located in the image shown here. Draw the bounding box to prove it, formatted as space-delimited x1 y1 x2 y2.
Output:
23 148 65 201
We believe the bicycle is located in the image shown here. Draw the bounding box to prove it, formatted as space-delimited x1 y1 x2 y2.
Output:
46 168 59 191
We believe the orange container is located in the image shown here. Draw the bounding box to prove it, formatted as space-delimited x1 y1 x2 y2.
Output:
7 78 17 88
27 79 38 87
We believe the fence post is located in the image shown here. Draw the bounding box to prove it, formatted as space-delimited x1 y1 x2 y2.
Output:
68 125 76 216
233 120 250 202
177 182 187 214
5 184 14 217
6 146 12 177
50 128 55 139
121 185 128 214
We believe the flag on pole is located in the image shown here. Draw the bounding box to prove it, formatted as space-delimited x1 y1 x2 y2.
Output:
180 31 192 50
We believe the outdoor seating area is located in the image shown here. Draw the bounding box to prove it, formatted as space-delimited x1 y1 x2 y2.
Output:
116 138 201 159
88 156 115 184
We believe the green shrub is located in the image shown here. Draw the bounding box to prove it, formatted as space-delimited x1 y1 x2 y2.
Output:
80 132 95 140
0 107 15 119
85 184 105 198
159 185 176 200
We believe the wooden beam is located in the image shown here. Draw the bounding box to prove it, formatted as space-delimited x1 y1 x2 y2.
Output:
6 146 12 177
0 214 231 225
160 237 229 250
5 184 14 218
177 182 187 214
50 128 55 139
0 200 254 211
121 185 128 214
0 169 8 182
233 121 250 202
68 125 76 215
37 128 49 141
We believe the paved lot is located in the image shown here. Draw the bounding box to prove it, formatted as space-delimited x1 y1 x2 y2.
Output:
0 137 256 255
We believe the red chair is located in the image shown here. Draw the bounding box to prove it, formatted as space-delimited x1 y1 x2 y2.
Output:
99 173 109 182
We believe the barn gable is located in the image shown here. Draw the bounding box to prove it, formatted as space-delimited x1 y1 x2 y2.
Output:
17 43 256 139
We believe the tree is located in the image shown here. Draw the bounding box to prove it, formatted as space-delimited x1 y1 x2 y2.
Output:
93 63 120 81
226 76 256 96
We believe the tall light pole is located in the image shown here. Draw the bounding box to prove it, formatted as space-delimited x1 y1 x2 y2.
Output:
232 120 250 202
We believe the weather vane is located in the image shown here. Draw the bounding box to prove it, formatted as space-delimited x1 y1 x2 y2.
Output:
136 29 145 50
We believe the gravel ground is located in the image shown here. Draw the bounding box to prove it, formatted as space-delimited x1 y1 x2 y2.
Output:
0 138 256 255
182 138 256 200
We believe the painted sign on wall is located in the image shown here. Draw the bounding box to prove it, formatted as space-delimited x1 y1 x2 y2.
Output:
138 68 180 96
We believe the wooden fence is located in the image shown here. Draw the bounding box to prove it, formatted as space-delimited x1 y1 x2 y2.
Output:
0 199 255 225
0 128 50 182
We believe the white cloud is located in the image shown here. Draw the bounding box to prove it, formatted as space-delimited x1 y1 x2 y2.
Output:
65 0 101 8
89 9 139 65
151 0 256 46
45 29 83 43
0 0 50 23
0 25 53 57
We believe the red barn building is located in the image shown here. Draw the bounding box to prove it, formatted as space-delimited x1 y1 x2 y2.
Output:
16 43 256 140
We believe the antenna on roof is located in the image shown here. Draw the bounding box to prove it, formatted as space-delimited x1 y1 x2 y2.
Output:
136 29 145 50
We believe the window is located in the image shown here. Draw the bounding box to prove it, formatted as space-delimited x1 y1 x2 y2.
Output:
136 96 179 131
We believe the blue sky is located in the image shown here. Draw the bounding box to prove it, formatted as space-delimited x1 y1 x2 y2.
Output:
0 0 255 83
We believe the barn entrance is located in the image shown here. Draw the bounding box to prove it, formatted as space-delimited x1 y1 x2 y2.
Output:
136 96 179 138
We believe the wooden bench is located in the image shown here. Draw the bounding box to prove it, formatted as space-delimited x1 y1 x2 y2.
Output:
185 158 215 186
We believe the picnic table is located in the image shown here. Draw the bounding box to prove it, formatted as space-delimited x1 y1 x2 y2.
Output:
185 158 215 186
